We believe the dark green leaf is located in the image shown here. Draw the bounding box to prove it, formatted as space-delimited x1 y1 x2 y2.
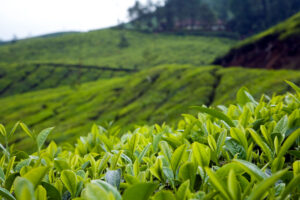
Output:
0 187 16 200
41 182 61 200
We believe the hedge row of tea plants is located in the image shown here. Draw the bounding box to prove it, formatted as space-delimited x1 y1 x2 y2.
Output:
0 82 299 200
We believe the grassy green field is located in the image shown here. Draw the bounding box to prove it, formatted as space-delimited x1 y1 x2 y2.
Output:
0 64 299 151
0 29 235 67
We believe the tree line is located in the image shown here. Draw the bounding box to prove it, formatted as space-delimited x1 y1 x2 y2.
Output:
127 0 300 36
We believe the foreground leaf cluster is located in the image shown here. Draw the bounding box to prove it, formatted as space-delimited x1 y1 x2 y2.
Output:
0 85 300 200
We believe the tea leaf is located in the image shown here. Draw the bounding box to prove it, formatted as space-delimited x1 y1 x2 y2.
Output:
192 142 210 167
233 159 267 181
171 144 187 174
0 124 7 137
61 170 77 197
286 80 300 96
279 174 300 200
105 169 121 189
248 169 288 200
123 182 158 200
36 127 54 151
248 128 273 160
23 166 49 188
41 182 61 200
35 185 47 200
0 187 16 200
277 128 300 159
205 167 231 200
83 183 110 200
176 180 190 200
192 106 235 127
20 123 34 139
153 190 176 200
227 170 241 200
92 179 122 200
14 177 35 200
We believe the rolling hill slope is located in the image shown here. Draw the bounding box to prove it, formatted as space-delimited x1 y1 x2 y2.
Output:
0 29 235 96
0 64 299 151
214 12 300 69
0 62 133 97
0 29 235 67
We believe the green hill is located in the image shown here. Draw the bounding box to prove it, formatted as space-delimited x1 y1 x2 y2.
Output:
0 29 234 67
0 62 133 97
214 12 300 69
0 29 235 96
0 64 299 151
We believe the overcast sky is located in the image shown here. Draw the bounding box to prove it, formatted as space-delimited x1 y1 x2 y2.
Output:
0 0 161 41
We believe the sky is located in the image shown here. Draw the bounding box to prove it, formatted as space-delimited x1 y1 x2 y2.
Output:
0 0 161 41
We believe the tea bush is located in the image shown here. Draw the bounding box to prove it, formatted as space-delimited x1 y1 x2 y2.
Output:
0 82 299 200
1 65 300 152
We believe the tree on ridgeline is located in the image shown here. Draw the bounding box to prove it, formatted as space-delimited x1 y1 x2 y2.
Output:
118 33 130 48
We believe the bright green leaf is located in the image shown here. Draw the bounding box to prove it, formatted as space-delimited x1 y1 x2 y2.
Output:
153 190 176 200
14 177 35 200
20 123 34 139
23 166 49 188
176 180 190 200
123 182 158 200
192 142 210 168
277 128 300 159
227 170 241 200
248 169 288 200
92 179 122 200
61 170 77 197
0 124 7 137
205 167 231 200
191 106 235 127
35 185 47 200
36 127 54 151
171 144 187 175
233 159 267 181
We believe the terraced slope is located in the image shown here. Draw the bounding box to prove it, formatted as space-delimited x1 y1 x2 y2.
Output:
214 12 300 69
0 63 134 97
0 29 235 96
0 65 299 151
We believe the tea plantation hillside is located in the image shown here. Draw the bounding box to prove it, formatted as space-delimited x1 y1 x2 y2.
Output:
0 29 235 96
0 63 134 97
0 64 299 151
0 29 235 68
214 12 300 70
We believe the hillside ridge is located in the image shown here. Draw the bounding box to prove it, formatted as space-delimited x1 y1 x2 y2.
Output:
214 12 300 70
